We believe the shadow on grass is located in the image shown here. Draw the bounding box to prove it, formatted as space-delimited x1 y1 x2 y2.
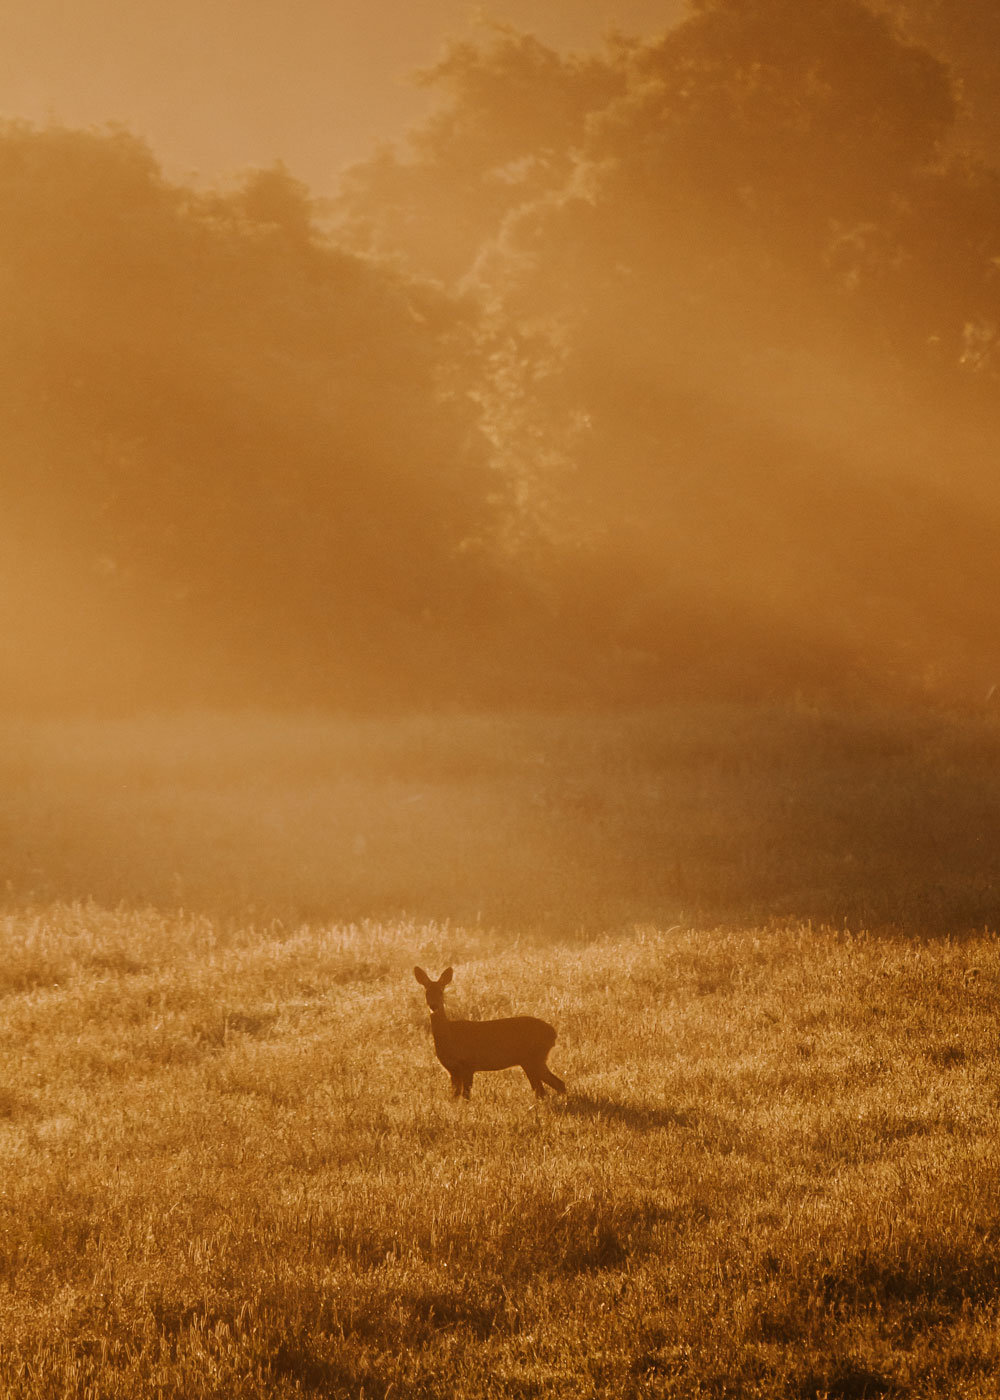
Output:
553 1092 695 1132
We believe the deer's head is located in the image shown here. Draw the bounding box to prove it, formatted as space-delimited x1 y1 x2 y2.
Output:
414 965 453 1013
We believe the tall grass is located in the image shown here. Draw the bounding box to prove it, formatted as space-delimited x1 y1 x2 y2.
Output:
0 913 998 1397
2 706 999 1395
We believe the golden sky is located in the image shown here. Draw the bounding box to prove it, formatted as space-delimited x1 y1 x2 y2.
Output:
1 1 683 192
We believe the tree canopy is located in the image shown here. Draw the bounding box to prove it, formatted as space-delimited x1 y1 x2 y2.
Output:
0 126 504 708
335 0 1000 702
7 1 1000 710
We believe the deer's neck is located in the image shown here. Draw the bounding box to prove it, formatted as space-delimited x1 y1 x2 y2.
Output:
429 1008 451 1045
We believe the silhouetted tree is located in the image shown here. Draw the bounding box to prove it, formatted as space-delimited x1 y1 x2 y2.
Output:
873 0 1000 164
8 1 1000 711
0 125 502 708
333 1 1000 700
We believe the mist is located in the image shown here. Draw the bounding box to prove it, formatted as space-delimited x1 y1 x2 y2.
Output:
3 0 1000 714
8 12 1000 1388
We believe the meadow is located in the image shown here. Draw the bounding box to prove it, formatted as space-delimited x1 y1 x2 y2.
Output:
2 705 1000 1398
3 703 1000 933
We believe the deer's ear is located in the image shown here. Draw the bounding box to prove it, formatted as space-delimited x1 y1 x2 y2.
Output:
440 967 454 986
413 966 430 986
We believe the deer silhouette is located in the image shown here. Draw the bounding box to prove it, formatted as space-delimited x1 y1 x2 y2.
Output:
413 966 567 1100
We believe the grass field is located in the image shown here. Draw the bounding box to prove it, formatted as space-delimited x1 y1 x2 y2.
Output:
3 703 1000 932
2 706 1000 1397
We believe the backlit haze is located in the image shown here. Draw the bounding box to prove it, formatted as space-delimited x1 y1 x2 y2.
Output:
1 1 684 190
9 13 1000 1390
2 0 1000 714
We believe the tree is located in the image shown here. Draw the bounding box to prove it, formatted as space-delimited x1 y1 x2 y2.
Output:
334 0 1000 700
332 25 622 284
0 124 501 709
872 0 1000 164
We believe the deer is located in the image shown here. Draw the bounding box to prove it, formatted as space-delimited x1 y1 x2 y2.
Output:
413 966 567 1100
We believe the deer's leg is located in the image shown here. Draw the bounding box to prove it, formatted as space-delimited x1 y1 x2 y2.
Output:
522 1062 547 1098
461 1069 473 1100
449 1070 464 1098
541 1066 567 1094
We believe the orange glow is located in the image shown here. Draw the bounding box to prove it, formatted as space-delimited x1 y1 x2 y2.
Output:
1 1 999 714
0 1 685 190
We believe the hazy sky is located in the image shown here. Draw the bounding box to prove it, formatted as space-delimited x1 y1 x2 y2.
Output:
1 1 684 193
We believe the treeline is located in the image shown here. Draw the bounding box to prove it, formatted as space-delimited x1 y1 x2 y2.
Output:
4 0 1000 711
0 131 514 708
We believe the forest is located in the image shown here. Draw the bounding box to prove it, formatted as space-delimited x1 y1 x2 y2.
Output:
4 0 1000 714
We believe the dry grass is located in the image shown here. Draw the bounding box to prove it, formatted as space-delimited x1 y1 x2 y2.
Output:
2 706 1000 1396
0 912 998 1397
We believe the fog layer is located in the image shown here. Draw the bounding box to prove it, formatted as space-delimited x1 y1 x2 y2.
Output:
5 0 1000 711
